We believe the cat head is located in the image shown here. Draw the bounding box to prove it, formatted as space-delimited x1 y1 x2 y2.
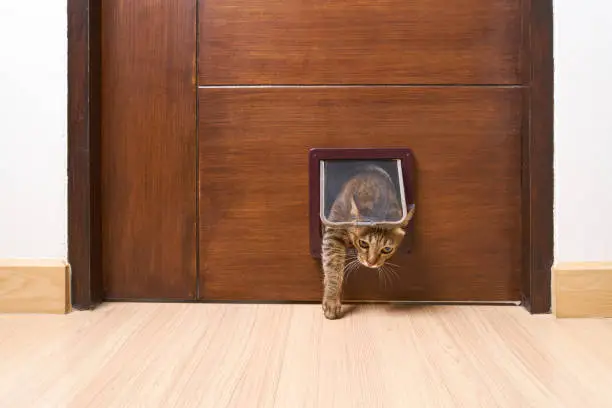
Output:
347 198 414 269
347 226 406 269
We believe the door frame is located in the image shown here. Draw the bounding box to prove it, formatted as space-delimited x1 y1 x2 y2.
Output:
68 0 554 312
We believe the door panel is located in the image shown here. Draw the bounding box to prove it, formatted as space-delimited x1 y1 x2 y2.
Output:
101 0 197 299
198 87 522 301
199 0 521 85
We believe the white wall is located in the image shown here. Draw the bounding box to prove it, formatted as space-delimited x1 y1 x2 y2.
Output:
0 2 67 259
554 1 612 262
0 2 609 263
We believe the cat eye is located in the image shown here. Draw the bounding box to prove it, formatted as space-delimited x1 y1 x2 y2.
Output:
381 246 393 254
358 240 369 249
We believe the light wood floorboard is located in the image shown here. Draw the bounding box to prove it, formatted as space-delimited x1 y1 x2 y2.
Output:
1 303 611 407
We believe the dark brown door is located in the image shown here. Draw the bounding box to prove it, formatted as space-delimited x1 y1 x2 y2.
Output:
100 1 197 300
101 0 523 302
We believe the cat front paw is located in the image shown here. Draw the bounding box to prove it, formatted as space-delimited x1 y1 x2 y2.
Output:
322 298 342 320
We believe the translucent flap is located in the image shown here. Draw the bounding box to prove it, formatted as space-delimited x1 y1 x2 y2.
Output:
320 159 410 227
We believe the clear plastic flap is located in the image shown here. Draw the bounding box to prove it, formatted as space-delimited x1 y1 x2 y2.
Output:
320 159 411 227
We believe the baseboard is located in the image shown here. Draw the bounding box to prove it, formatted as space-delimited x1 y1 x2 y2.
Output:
552 262 612 318
0 259 70 314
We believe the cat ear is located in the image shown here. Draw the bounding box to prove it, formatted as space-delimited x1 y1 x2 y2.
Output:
400 204 415 227
393 227 406 237
350 196 360 218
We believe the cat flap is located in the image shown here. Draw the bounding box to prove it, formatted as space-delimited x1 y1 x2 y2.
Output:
320 159 412 227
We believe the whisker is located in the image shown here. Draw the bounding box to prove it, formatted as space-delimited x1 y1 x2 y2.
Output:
345 266 353 275
344 262 357 268
343 263 357 273
378 267 390 289
378 265 400 287
376 269 383 288
386 265 401 283
343 259 361 281
382 264 397 278
384 266 399 276
344 262 361 281
385 269 392 287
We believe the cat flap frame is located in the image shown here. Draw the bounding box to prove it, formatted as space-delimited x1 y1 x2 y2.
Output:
309 148 415 258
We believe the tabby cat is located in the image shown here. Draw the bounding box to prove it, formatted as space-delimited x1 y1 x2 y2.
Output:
321 165 414 320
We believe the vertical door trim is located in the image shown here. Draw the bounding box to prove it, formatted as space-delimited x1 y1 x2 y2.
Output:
68 0 103 309
68 0 554 312
520 0 554 313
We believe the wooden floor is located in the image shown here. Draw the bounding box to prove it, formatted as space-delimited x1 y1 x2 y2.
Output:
1 303 611 407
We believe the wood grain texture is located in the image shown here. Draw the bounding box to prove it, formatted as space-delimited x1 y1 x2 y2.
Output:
198 87 522 301
521 0 554 313
0 260 69 314
2 303 612 406
101 0 198 299
553 263 612 318
68 0 103 309
198 0 522 85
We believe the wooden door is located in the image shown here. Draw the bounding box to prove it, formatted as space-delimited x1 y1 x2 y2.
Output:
99 0 524 302
197 0 523 302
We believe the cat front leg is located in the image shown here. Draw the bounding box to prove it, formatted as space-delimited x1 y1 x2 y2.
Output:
321 230 346 320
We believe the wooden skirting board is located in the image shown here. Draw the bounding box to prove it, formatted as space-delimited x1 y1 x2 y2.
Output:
0 259 70 314
3 258 609 317
553 262 612 318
